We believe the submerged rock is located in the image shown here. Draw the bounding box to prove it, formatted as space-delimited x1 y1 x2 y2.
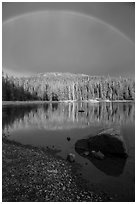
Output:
67 153 75 162
91 150 104 160
83 151 90 156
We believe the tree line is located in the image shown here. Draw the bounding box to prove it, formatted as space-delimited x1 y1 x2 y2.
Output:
2 72 135 101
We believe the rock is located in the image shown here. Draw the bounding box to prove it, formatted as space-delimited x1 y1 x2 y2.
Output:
75 127 128 158
67 153 75 162
75 129 127 176
62 186 66 191
67 137 71 141
83 151 90 156
78 110 85 112
91 150 104 160
47 169 58 174
88 128 128 158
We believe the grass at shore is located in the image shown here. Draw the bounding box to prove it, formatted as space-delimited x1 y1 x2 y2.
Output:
2 137 111 202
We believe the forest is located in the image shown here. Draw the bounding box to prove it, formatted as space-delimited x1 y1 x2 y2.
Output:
2 72 135 101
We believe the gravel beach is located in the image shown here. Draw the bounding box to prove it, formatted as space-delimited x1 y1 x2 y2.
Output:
2 138 112 202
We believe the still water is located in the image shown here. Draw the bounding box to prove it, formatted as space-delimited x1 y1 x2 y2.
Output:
2 102 135 201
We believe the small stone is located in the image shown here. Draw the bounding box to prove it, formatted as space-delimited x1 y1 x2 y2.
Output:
91 150 104 160
83 151 89 156
47 169 58 173
67 153 75 162
67 137 71 141
62 186 66 191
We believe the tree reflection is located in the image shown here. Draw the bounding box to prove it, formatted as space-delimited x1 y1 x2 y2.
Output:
3 102 135 131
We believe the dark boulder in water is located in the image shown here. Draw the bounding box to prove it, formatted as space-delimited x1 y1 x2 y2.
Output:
75 128 128 158
75 127 128 176
88 128 128 158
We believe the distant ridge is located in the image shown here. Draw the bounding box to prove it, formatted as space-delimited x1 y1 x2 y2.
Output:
28 72 89 78
3 69 133 80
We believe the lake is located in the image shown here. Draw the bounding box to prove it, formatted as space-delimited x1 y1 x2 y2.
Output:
2 101 135 201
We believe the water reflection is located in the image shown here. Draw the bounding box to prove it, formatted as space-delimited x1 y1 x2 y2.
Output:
89 157 127 176
3 102 135 132
2 102 135 201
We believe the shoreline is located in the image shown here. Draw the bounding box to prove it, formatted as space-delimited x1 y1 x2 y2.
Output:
2 137 112 202
2 99 134 106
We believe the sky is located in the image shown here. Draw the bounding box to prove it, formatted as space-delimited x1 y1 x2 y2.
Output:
2 2 135 77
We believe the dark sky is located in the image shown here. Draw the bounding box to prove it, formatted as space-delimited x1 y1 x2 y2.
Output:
2 2 135 77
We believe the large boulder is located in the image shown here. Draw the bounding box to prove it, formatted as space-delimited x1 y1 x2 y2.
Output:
75 128 128 176
88 128 128 158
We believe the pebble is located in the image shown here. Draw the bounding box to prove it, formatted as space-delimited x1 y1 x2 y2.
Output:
62 186 66 191
47 169 58 174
